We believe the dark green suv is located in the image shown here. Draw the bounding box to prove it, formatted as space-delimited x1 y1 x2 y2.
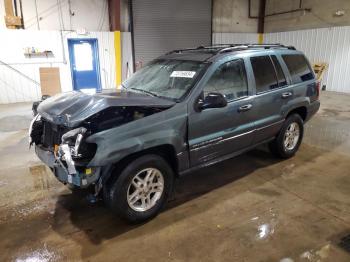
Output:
30 44 320 223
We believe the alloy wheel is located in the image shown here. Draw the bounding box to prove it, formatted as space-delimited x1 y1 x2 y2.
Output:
283 122 300 151
127 168 164 212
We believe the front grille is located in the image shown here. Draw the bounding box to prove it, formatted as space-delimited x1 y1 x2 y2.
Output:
41 119 67 150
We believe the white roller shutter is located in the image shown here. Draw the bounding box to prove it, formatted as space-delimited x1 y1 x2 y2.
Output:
131 0 212 67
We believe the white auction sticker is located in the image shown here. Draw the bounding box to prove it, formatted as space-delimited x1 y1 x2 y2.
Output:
170 71 196 78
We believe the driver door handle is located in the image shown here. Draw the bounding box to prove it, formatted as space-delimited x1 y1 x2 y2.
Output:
238 104 253 112
281 92 293 98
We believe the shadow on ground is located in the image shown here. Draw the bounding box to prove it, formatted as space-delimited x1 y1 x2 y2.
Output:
50 144 324 258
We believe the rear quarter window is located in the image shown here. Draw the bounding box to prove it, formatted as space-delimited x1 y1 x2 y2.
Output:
250 56 278 93
282 54 314 84
271 55 287 87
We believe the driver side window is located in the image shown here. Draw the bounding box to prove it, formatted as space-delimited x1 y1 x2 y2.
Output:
203 59 248 101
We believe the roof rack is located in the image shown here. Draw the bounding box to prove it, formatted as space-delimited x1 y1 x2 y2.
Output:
165 45 212 55
166 43 296 55
217 43 296 53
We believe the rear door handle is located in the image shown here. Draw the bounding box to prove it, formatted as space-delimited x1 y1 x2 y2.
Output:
238 104 253 112
281 92 292 98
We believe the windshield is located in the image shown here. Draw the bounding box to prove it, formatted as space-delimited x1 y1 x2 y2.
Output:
123 59 207 101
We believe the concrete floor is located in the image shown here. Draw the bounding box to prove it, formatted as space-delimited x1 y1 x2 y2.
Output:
1 91 350 261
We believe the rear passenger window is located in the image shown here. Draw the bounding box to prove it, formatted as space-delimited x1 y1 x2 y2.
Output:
282 54 314 84
250 56 278 93
271 55 287 87
203 59 248 101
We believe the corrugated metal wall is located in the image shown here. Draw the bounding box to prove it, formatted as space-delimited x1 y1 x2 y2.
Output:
213 32 259 44
0 30 117 104
214 26 350 93
264 26 350 93
132 0 212 66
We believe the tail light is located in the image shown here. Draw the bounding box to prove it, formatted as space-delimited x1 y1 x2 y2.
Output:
315 81 321 99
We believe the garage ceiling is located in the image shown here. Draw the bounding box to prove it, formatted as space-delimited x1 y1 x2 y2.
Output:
131 0 212 67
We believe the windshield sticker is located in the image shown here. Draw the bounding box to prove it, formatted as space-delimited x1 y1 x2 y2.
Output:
170 71 196 78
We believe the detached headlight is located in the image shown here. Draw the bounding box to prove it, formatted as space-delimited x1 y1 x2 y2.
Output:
61 127 87 157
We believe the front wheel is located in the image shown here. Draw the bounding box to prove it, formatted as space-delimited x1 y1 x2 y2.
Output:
106 154 174 223
269 114 304 158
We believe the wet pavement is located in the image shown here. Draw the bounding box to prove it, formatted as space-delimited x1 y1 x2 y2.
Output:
1 92 350 261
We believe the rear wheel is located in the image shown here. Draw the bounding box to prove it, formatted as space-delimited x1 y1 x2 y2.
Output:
106 154 174 223
269 114 304 158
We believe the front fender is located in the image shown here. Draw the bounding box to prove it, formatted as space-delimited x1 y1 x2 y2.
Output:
87 129 185 166
85 104 188 167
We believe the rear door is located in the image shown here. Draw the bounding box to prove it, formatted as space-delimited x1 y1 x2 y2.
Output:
188 58 256 166
281 54 317 102
250 54 292 143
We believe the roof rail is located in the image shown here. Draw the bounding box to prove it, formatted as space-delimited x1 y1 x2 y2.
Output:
247 43 295 50
165 43 296 56
217 43 296 53
165 45 210 55
166 44 242 54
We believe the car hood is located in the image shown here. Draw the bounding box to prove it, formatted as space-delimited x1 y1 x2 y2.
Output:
37 90 175 127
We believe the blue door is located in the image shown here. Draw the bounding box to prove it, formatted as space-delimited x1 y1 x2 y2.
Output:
68 38 101 92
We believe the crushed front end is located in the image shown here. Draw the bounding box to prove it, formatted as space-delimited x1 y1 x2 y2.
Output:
29 90 175 192
29 114 100 188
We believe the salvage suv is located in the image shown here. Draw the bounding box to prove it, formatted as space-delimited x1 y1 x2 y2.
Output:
29 44 320 223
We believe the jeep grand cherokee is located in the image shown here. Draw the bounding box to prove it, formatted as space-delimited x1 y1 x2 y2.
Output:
29 44 320 223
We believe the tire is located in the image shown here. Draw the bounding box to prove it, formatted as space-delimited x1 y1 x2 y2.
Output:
106 154 174 223
269 114 304 159
102 182 113 208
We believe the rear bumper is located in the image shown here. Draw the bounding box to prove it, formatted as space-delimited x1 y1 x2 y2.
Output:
306 100 320 122
35 145 100 188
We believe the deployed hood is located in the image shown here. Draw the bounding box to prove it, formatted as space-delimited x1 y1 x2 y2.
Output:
37 90 175 127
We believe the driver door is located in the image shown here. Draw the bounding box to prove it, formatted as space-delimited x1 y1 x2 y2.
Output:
188 59 256 167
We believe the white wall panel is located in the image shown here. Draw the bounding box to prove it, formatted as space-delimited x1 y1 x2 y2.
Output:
264 26 350 93
0 0 109 31
0 30 116 104
214 27 350 93
0 64 41 104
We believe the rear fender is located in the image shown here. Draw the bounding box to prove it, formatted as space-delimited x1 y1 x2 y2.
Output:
282 97 310 119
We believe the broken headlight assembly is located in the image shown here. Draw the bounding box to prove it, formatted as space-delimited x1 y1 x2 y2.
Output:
59 127 97 164
61 127 87 157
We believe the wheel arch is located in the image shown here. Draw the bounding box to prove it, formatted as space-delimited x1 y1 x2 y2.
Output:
286 106 307 121
104 144 179 186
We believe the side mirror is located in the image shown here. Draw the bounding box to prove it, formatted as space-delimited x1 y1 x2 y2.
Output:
198 92 227 111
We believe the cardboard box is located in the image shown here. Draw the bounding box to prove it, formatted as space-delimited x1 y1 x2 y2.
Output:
39 67 62 96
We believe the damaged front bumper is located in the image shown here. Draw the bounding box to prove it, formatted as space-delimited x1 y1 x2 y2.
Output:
35 145 100 188
30 114 100 189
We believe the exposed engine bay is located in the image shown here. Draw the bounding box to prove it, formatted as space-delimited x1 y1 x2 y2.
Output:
83 106 166 133
30 106 166 150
